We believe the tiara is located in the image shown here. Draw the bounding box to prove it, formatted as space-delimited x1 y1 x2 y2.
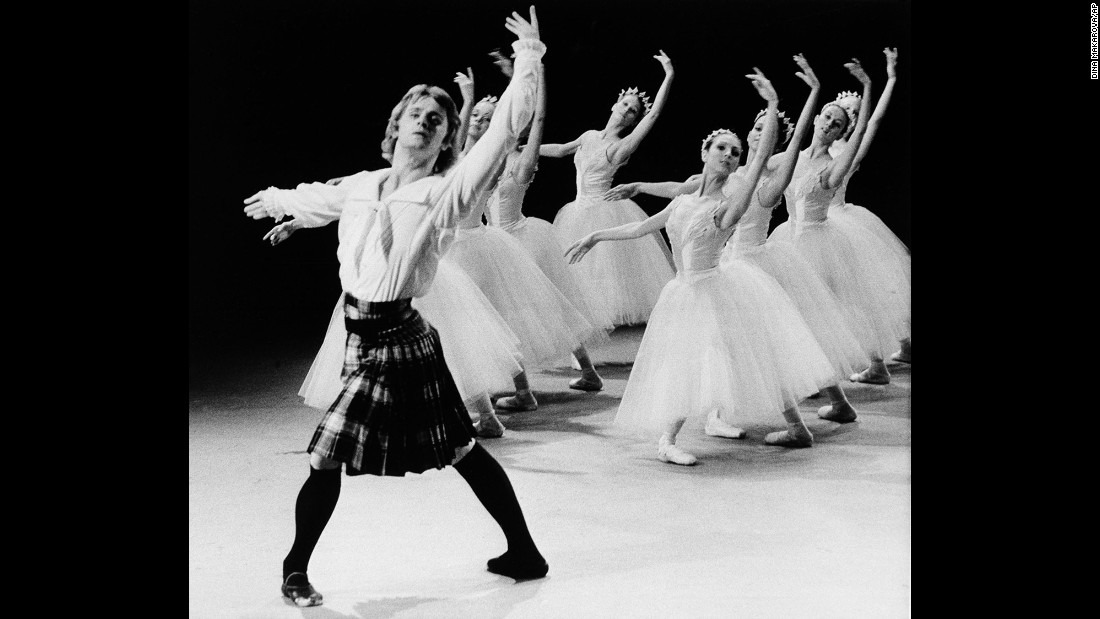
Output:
617 87 653 116
478 95 499 105
701 128 738 150
754 109 795 145
835 90 861 103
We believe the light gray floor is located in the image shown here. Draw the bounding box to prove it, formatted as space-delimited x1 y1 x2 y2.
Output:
189 326 911 618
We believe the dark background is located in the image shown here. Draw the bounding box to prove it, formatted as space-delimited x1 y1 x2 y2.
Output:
189 0 911 362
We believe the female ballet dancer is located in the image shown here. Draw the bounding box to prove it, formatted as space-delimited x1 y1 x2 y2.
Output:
567 69 837 466
441 63 609 409
242 8 548 605
541 51 677 328
766 58 909 385
605 54 871 427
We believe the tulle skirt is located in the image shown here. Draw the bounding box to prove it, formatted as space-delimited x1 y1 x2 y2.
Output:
614 262 837 434
495 216 614 333
443 225 607 365
553 197 676 327
298 262 524 411
778 219 910 358
723 241 872 379
830 202 911 336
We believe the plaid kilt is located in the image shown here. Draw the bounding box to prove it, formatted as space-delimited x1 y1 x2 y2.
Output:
307 294 477 476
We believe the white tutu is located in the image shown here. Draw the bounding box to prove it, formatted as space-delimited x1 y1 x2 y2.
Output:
443 225 607 365
723 241 872 380
498 215 615 333
830 202 911 337
298 262 525 411
553 197 676 327
614 262 837 434
767 219 794 245
787 220 909 359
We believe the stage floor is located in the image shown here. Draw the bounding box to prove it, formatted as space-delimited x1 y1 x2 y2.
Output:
189 325 911 618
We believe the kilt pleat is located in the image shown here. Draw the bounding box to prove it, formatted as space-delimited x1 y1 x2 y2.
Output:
307 295 477 476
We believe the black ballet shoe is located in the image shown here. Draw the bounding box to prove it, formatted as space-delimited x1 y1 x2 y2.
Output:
487 551 549 580
281 572 323 607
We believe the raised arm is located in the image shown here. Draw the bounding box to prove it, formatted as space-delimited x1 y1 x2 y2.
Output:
823 59 873 189
607 50 674 165
850 47 897 169
428 7 544 227
453 67 475 151
717 69 778 230
757 54 820 209
564 202 675 264
511 63 546 185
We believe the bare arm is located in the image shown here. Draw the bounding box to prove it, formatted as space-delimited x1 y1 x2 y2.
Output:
539 135 583 158
824 59 873 190
606 50 674 165
564 201 675 263
605 177 699 201
757 53 820 209
851 47 897 169
453 67 475 152
512 63 546 185
717 69 778 230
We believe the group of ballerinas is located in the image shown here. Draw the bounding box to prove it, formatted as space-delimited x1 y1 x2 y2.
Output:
243 5 909 607
267 43 909 467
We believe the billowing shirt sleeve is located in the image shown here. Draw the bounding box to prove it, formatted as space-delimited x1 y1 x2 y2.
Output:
258 182 349 228
427 38 547 230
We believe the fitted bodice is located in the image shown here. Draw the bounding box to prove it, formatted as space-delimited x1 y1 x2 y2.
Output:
573 130 625 200
727 171 774 250
457 182 493 230
486 159 533 230
666 192 734 274
783 151 839 227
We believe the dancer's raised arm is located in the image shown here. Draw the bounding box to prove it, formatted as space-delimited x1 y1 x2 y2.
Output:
850 47 897 169
510 63 546 185
606 50 674 165
823 59 872 189
715 69 778 230
756 54 820 208
453 67 475 151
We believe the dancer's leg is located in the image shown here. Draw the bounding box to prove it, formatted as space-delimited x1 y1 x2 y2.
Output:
657 417 697 465
568 346 603 391
817 384 858 423
495 368 538 411
469 391 505 438
851 357 891 384
704 408 746 439
453 443 548 579
281 454 341 607
764 407 814 448
891 337 911 363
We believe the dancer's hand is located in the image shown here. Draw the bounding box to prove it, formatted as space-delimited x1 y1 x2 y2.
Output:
845 58 870 86
793 53 818 89
243 188 283 221
325 176 346 186
505 6 540 42
489 49 514 78
263 220 298 246
884 47 898 79
654 49 673 75
454 67 475 100
565 234 598 264
746 67 777 103
604 183 639 201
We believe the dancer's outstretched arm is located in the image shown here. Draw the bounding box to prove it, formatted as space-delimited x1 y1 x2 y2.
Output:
850 47 897 170
453 67 475 151
604 176 700 201
757 54 820 208
606 50 674 166
823 59 873 189
564 203 674 264
716 69 778 230
511 63 546 185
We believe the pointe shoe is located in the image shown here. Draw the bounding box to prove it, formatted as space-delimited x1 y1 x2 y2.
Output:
657 439 697 466
495 393 538 412
704 416 746 439
890 349 911 364
817 403 858 423
477 415 505 438
764 427 814 448
281 572 323 607
569 375 603 392
487 551 549 580
850 368 890 385
570 355 583 371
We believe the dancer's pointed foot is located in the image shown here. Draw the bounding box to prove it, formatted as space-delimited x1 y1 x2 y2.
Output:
495 391 538 412
477 414 505 438
487 550 549 580
704 414 746 439
281 572 323 607
764 425 814 448
657 437 697 465
850 367 890 385
817 403 858 423
569 375 603 392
